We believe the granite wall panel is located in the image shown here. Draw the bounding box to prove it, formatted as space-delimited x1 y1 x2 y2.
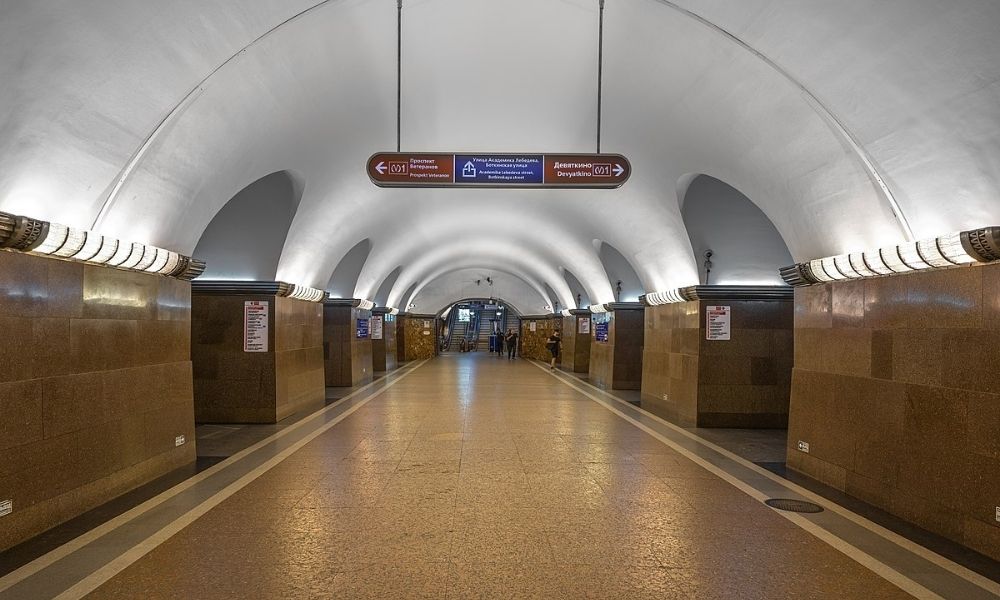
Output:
372 315 397 372
192 293 323 424
641 298 792 428
0 251 195 551
559 315 591 373
788 263 1000 560
323 305 374 388
589 308 644 391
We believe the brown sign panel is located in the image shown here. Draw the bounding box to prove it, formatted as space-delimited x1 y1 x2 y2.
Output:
367 153 455 186
367 152 631 189
543 154 630 187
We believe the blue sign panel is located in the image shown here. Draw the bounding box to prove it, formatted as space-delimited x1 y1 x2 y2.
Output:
454 154 543 185
595 321 609 343
356 318 370 339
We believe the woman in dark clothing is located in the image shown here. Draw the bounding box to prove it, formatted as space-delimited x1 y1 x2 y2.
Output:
546 330 561 369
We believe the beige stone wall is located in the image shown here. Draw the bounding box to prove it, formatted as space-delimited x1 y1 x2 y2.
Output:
788 266 1000 560
0 251 196 551
192 294 323 423
399 316 436 361
520 317 558 361
323 305 374 387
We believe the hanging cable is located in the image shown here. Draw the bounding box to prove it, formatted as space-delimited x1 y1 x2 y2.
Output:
596 0 605 153
397 0 403 152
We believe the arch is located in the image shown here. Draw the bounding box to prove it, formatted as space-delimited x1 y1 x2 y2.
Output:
373 265 402 307
561 267 590 308
408 269 548 315
434 297 523 318
326 238 372 298
595 240 644 302
542 282 560 311
192 170 304 280
680 174 793 285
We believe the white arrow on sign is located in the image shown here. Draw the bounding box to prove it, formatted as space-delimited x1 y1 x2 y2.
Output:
376 161 387 175
613 164 625 177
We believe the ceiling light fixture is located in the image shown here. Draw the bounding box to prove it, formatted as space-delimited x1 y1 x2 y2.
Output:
780 227 1000 286
0 211 204 280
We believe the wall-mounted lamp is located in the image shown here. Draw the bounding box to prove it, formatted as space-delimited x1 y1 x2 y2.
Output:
354 299 376 311
286 285 327 302
642 288 694 306
0 211 204 280
780 227 1000 286
561 308 572 317
588 304 609 313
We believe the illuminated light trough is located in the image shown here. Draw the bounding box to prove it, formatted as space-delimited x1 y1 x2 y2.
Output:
779 227 1000 286
0 211 205 280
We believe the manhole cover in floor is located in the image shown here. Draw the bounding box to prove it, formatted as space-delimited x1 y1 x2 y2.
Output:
764 498 824 513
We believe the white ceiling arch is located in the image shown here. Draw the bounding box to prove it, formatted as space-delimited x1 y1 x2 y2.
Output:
408 269 549 316
1 0 998 299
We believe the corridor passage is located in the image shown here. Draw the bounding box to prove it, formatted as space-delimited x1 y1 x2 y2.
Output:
42 353 913 600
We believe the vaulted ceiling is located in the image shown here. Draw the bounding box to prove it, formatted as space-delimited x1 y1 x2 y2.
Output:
3 0 998 313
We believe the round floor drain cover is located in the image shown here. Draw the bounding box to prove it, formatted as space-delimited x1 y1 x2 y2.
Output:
764 498 823 513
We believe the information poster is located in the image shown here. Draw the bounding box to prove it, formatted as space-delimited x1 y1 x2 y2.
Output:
706 305 731 341
578 317 591 334
244 301 269 352
595 321 609 342
371 316 383 340
423 320 432 329
356 318 370 339
529 321 537 332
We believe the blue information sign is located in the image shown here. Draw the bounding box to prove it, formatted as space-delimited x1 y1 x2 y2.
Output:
356 318 370 339
454 154 543 185
595 321 609 343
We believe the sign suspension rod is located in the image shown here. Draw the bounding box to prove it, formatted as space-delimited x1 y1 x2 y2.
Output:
597 0 606 154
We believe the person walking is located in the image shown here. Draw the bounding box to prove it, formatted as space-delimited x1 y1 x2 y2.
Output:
546 329 561 370
505 328 518 360
495 324 505 357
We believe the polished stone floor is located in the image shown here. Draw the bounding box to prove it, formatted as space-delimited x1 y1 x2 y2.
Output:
69 354 925 599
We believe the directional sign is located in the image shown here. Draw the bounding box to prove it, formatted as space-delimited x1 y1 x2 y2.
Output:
367 152 630 189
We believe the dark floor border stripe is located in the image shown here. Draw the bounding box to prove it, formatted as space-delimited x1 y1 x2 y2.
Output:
0 360 428 600
535 361 1000 600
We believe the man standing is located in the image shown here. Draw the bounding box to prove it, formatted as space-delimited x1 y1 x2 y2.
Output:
546 329 561 370
505 328 518 360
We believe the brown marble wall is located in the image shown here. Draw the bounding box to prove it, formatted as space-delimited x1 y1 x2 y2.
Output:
641 299 793 428
520 317 558 361
323 305 374 387
372 314 398 372
788 266 1000 560
590 308 644 390
192 294 324 423
560 314 592 373
0 251 196 551
398 315 436 361
640 302 700 425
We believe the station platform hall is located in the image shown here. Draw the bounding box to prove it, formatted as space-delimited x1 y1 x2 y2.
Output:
2 0 1000 598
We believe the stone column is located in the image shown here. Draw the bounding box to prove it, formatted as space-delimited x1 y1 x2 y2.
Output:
560 310 592 373
323 299 374 387
519 315 559 361
640 286 793 428
589 303 645 390
371 308 398 372
398 314 437 361
191 281 325 423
